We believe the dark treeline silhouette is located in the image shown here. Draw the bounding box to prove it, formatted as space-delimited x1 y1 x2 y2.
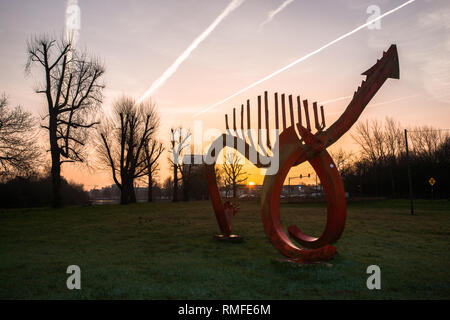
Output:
162 164 209 201
89 184 163 202
88 174 208 203
341 118 449 199
0 174 89 208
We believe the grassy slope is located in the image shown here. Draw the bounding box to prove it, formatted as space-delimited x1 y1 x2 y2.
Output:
0 199 449 299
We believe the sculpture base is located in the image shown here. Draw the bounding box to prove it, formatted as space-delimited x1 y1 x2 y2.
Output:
214 234 244 243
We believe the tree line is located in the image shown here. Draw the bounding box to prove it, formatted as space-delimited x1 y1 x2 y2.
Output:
338 118 449 199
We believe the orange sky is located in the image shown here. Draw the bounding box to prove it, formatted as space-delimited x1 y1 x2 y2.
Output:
1 0 449 190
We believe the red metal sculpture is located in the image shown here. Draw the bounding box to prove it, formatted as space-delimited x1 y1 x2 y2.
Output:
205 44 400 263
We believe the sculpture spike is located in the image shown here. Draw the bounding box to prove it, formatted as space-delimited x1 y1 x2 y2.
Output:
247 100 251 130
225 114 229 130
233 108 236 131
320 105 326 128
281 94 287 131
313 102 320 131
265 91 270 149
258 95 262 147
289 95 294 128
303 99 311 131
297 96 302 126
275 92 279 131
240 104 244 130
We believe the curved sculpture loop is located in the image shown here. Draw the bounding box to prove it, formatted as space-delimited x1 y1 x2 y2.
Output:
205 44 400 262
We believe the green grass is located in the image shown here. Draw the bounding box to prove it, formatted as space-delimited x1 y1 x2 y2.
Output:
0 199 449 299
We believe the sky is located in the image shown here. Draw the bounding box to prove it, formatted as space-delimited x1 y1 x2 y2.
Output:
0 0 449 189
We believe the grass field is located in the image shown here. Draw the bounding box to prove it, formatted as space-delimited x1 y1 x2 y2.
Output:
0 199 449 299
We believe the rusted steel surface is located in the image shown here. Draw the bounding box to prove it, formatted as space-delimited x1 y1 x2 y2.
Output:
205 45 400 263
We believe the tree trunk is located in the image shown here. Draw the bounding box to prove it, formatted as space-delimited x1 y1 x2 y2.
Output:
120 176 136 204
183 178 189 201
173 164 178 202
147 171 153 202
50 153 61 208
50 114 62 208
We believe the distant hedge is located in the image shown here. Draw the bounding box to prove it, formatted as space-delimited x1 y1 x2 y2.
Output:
0 176 89 208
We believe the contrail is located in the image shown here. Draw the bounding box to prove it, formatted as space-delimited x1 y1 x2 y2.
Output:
327 94 419 115
137 0 246 103
319 95 352 105
260 0 295 28
194 0 415 117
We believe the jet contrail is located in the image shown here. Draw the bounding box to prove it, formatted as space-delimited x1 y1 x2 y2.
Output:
260 0 295 28
137 0 246 103
194 0 415 117
319 95 352 105
327 94 420 115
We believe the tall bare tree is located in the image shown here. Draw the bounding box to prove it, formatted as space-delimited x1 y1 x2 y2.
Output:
352 119 386 164
144 139 164 202
169 127 191 202
409 125 447 162
26 34 105 207
352 119 387 196
0 94 41 180
97 96 157 204
384 117 403 159
222 152 247 198
384 117 403 196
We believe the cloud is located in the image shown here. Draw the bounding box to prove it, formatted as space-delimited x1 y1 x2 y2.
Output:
260 0 295 29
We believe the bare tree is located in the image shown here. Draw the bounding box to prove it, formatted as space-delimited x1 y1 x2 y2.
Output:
352 119 387 196
97 96 157 204
144 139 164 202
169 127 191 202
409 125 448 162
353 120 378 164
384 117 403 196
384 117 403 159
0 94 41 180
331 147 353 176
222 152 247 198
26 34 105 207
